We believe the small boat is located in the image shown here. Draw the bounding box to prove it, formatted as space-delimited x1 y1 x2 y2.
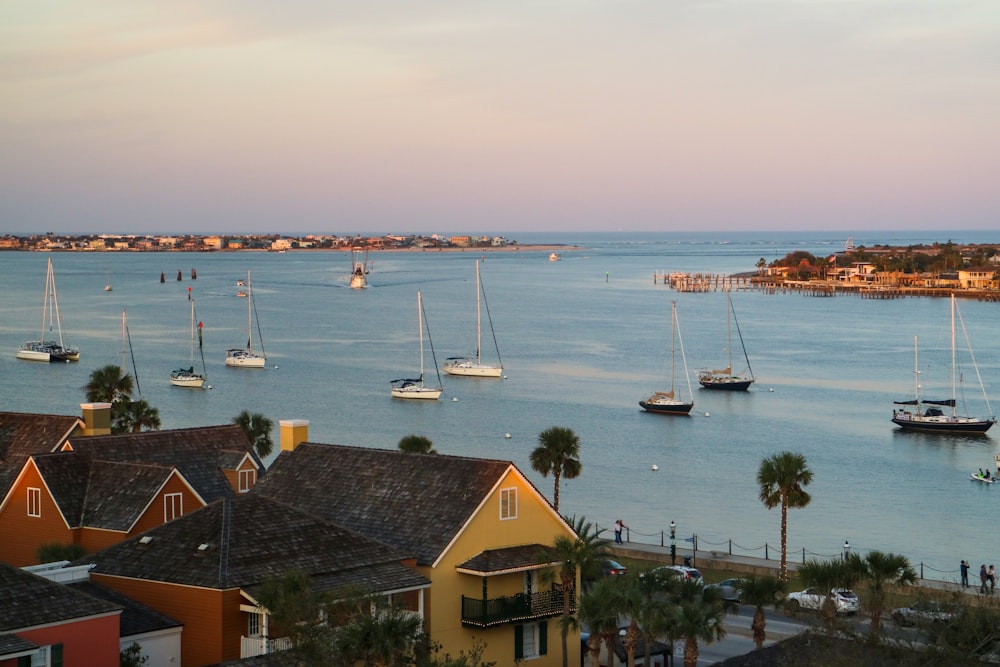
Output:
971 472 994 484
640 301 694 415
444 260 503 378
698 293 754 391
391 291 443 400
349 247 369 289
892 295 995 434
549 252 560 261
170 297 207 388
226 271 267 368
17 257 79 363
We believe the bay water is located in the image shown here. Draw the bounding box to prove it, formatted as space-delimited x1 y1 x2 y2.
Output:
2 230 998 578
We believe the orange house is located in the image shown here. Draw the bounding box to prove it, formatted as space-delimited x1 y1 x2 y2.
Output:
0 422 263 567
81 493 430 667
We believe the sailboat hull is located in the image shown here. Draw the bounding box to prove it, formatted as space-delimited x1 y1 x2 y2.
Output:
391 385 443 400
698 375 753 391
443 359 502 377
170 371 206 388
639 398 693 415
17 341 78 363
891 414 995 434
225 349 266 368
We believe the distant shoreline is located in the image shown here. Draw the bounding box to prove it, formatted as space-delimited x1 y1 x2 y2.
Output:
0 244 582 254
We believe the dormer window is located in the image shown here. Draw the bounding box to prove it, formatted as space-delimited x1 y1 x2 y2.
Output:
239 468 256 493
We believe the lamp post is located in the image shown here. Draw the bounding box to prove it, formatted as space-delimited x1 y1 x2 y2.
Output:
670 520 676 565
843 540 850 560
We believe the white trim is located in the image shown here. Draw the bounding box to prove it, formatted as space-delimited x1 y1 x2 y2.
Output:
27 486 41 517
163 493 183 522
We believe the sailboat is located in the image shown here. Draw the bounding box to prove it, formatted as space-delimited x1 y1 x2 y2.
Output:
444 260 503 378
170 297 208 388
391 291 444 400
697 293 754 391
225 271 267 368
17 257 80 363
350 247 369 289
640 301 694 415
892 294 995 434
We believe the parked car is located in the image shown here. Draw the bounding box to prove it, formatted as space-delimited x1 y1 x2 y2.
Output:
785 587 860 615
891 600 957 627
646 565 704 584
707 578 744 602
602 559 628 576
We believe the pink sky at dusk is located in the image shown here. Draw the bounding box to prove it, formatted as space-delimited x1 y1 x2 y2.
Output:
2 1 998 235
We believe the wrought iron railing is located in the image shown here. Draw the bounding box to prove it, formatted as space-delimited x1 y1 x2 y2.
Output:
461 587 574 628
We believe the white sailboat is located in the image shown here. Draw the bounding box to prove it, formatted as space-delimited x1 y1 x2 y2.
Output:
350 247 369 289
17 257 80 363
892 294 995 434
444 260 503 378
640 301 694 415
171 297 208 388
697 292 754 391
225 271 267 368
391 291 443 400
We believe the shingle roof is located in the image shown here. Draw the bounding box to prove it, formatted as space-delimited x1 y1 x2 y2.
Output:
78 494 429 596
252 443 513 566
0 632 38 658
0 561 121 631
456 544 560 575
67 425 261 503
67 580 181 637
0 412 81 498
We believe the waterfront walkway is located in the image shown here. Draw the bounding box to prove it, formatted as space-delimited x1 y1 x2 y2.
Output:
609 540 987 598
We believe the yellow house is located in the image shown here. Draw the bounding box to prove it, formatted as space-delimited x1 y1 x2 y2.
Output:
252 421 581 666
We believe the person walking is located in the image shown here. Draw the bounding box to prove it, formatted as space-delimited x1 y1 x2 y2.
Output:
613 518 626 545
961 560 970 587
990 565 996 592
980 564 989 594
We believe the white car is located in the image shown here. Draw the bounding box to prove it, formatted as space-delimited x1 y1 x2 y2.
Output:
650 565 704 584
785 587 860 615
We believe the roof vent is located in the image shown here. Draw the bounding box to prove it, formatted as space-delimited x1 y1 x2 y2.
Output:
138 536 154 545
197 543 210 551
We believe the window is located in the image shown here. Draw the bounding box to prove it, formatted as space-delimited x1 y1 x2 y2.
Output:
164 493 182 522
17 644 60 667
514 621 547 660
248 612 260 637
239 468 256 493
27 487 41 517
499 487 517 520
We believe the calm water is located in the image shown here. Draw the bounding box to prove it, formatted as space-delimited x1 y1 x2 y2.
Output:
2 230 999 577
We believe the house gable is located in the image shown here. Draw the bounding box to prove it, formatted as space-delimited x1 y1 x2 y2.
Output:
0 459 73 566
0 412 83 501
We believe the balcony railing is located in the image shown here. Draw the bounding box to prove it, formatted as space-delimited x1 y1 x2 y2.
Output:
461 586 574 628
240 635 293 659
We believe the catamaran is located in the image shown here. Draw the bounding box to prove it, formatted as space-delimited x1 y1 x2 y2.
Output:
17 257 79 363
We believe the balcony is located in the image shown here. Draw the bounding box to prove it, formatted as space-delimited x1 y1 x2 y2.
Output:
241 635 292 659
461 586 574 628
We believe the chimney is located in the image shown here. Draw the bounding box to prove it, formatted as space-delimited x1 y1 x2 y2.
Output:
80 403 112 436
279 419 309 452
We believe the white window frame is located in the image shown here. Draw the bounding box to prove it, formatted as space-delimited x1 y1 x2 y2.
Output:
499 487 517 520
27 487 41 517
164 493 183 522
247 612 261 637
239 468 256 493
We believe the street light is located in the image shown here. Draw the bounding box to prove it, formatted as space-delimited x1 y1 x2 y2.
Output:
843 540 850 560
670 520 677 565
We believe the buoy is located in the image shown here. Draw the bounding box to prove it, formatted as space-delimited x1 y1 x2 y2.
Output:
504 433 512 439
769 387 774 392
502 375 508 380
704 412 710 417
176 270 182 281
651 464 659 471
160 272 165 283
452 397 459 402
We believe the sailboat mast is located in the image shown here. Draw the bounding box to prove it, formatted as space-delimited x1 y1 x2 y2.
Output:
121 309 127 371
246 271 253 353
912 335 920 405
951 294 957 418
726 292 733 374
475 261 482 364
417 291 425 379
670 301 677 395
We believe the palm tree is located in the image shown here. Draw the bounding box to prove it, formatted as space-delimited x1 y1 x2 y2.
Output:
848 550 916 634
738 573 785 649
115 399 161 433
544 516 608 667
633 568 681 667
674 579 732 667
398 434 436 454
232 411 275 458
530 426 582 513
757 451 813 582
85 364 133 403
576 577 621 667
335 597 422 667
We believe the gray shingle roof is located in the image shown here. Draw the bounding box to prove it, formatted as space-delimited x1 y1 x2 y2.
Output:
252 443 513 566
0 633 38 657
78 494 429 596
0 412 81 499
0 561 121 631
456 544 560 575
67 424 261 503
67 580 181 637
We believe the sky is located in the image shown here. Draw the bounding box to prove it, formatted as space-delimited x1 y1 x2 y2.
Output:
2 1 999 235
